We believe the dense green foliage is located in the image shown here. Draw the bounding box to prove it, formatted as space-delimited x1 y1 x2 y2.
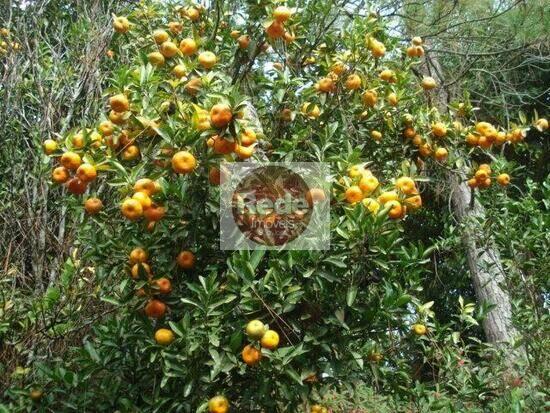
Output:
0 1 548 412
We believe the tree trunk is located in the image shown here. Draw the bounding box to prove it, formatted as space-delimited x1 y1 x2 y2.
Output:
404 6 520 346
450 176 519 343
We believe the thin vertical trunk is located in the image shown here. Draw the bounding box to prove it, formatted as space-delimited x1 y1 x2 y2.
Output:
450 177 519 344
403 1 520 348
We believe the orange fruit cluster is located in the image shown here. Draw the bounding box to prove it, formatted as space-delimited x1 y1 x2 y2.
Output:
406 36 425 58
343 166 422 220
467 164 510 189
242 320 280 367
121 178 165 230
265 6 294 42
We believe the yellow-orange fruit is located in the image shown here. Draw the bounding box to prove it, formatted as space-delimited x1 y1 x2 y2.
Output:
171 151 197 174
176 250 195 269
84 197 103 215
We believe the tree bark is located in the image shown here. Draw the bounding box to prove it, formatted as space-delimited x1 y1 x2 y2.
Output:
403 4 521 346
450 176 519 344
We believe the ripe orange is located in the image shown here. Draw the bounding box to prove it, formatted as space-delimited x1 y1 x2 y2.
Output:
260 330 280 350
379 69 396 83
185 6 200 22
179 38 197 55
144 299 167 318
497 173 510 186
395 177 416 195
412 135 423 146
171 64 186 78
234 144 254 159
160 41 179 58
132 191 152 210
109 110 126 125
84 197 103 215
98 120 114 136
172 151 197 174
152 29 169 44
404 194 422 210
110 93 129 113
121 145 140 161
208 395 229 413
387 92 398 106
154 277 172 294
386 200 406 219
465 133 479 146
467 178 478 188
362 89 378 107
403 128 416 139
52 166 69 183
60 151 81 170
148 51 165 66
240 128 257 146
129 247 148 264
66 178 87 195
371 130 382 141
431 122 447 138
479 177 492 189
273 6 292 22
435 147 448 162
345 186 363 204
113 16 130 33
412 36 423 46
237 34 250 49
134 178 158 196
198 51 217 69
419 143 432 157
177 250 195 269
71 133 85 149
168 22 183 34
131 262 151 279
478 163 492 173
76 163 97 182
280 108 293 121
344 74 361 90
317 77 335 93
406 46 417 57
266 21 285 39
412 323 427 336
359 175 379 195
369 38 386 57
378 191 398 205
535 118 548 131
121 198 143 220
154 328 174 345
242 344 262 366
143 203 166 221
362 198 381 214
474 169 489 182
210 103 233 128
421 76 437 90
43 139 57 154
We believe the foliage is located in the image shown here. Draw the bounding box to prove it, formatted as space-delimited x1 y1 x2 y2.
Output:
0 0 548 412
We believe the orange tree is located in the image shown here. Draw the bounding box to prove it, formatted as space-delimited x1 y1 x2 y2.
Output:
21 0 549 412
